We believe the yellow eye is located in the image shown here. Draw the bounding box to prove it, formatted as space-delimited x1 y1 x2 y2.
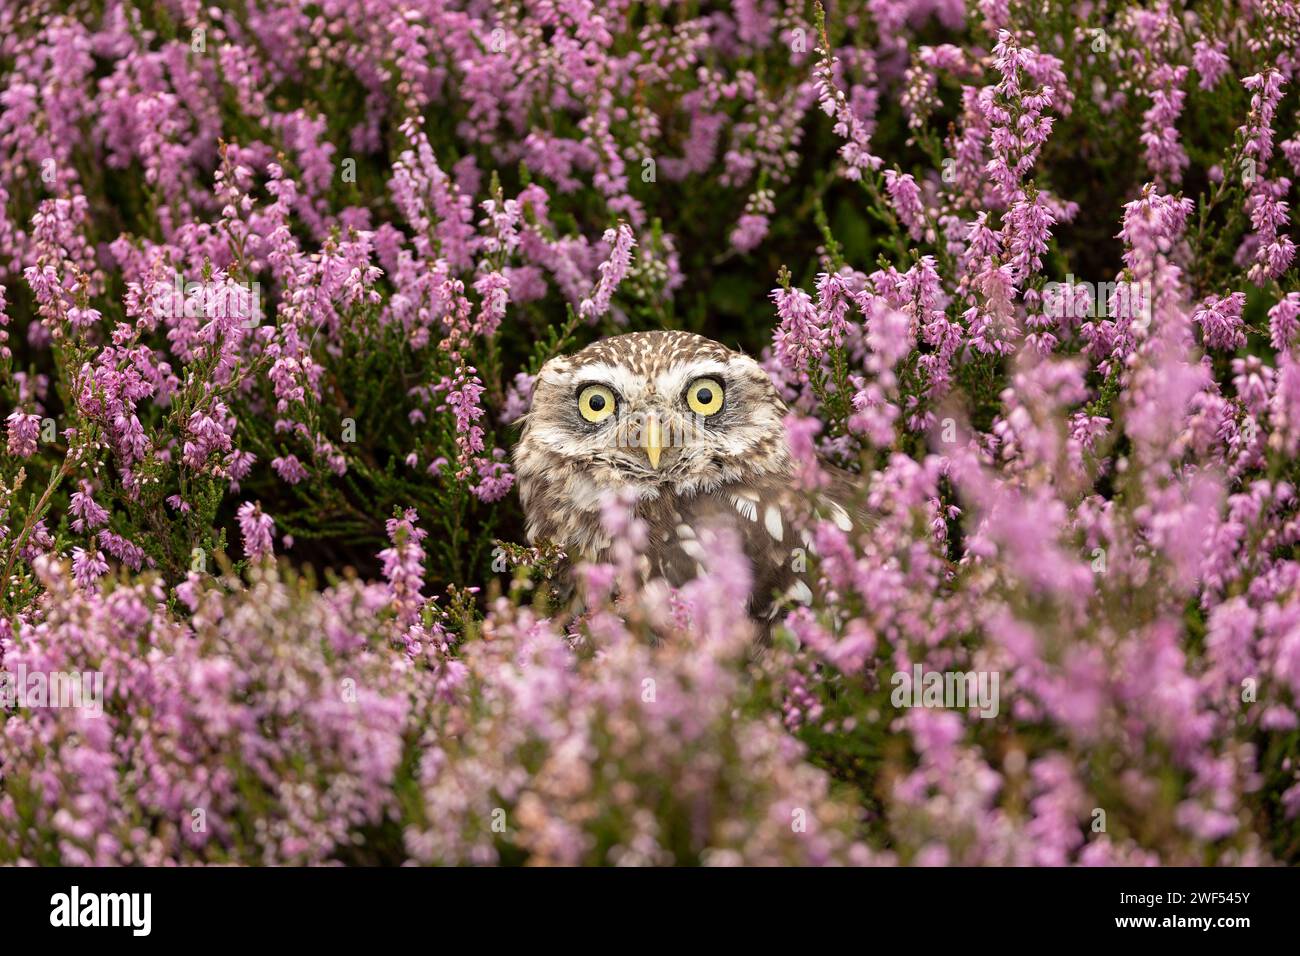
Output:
577 384 617 423
685 377 725 416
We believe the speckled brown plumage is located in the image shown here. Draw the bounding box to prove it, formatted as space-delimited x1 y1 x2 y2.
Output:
513 331 862 621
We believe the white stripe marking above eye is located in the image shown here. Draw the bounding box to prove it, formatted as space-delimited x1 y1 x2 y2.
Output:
764 505 783 542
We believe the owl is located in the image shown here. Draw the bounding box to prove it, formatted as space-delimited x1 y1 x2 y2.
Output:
513 330 861 622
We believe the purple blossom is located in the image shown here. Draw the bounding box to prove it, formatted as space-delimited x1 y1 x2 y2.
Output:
578 224 636 321
6 411 40 457
379 508 427 628
770 286 825 368
271 455 309 485
884 170 926 240
70 546 109 589
69 481 109 533
1193 292 1247 351
1193 40 1231 90
236 501 275 561
1270 292 1300 352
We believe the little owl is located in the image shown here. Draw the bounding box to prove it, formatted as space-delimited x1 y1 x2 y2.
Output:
513 330 862 621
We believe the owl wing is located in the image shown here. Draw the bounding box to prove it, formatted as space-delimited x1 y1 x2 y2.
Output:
649 466 868 622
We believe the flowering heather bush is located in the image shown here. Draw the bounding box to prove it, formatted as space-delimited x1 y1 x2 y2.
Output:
1 0 1299 865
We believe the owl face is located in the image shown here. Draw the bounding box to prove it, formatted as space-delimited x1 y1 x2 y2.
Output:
515 332 791 533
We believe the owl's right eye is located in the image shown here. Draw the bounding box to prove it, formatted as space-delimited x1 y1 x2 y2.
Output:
577 384 617 423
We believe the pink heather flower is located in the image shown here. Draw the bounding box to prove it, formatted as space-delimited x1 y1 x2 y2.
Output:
984 31 1068 204
271 454 309 484
785 415 829 490
1004 192 1056 280
236 501 275 561
579 224 636 320
500 372 536 424
98 530 146 571
226 450 256 490
884 170 926 241
1272 353 1300 457
1118 187 1195 314
866 303 915 370
66 304 102 329
70 546 109 590
0 283 10 361
472 271 510 337
771 286 825 369
1232 70 1293 282
966 264 1019 356
471 451 515 503
1241 69 1286 166
1284 130 1300 176
849 379 899 446
1231 357 1272 417
69 481 109 533
1141 64 1190 185
379 508 427 628
391 117 478 271
730 213 770 253
813 271 860 349
1270 292 1300 352
1245 179 1296 282
815 37 883 178
443 366 487 474
6 411 40 457
1193 292 1247 351
477 196 520 257
598 486 648 548
1192 40 1230 90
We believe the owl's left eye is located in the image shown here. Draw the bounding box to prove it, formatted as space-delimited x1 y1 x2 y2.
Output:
685 377 725 416
577 384 617 423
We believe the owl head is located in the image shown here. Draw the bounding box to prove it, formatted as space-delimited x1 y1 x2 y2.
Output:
514 331 791 545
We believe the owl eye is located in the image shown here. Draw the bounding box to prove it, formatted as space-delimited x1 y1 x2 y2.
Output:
577 384 617 423
685 377 725 416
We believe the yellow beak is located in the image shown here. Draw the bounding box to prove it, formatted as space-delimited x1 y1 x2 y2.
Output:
643 414 663 469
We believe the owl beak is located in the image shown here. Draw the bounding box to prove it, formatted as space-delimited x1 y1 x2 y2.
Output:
643 413 664 469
